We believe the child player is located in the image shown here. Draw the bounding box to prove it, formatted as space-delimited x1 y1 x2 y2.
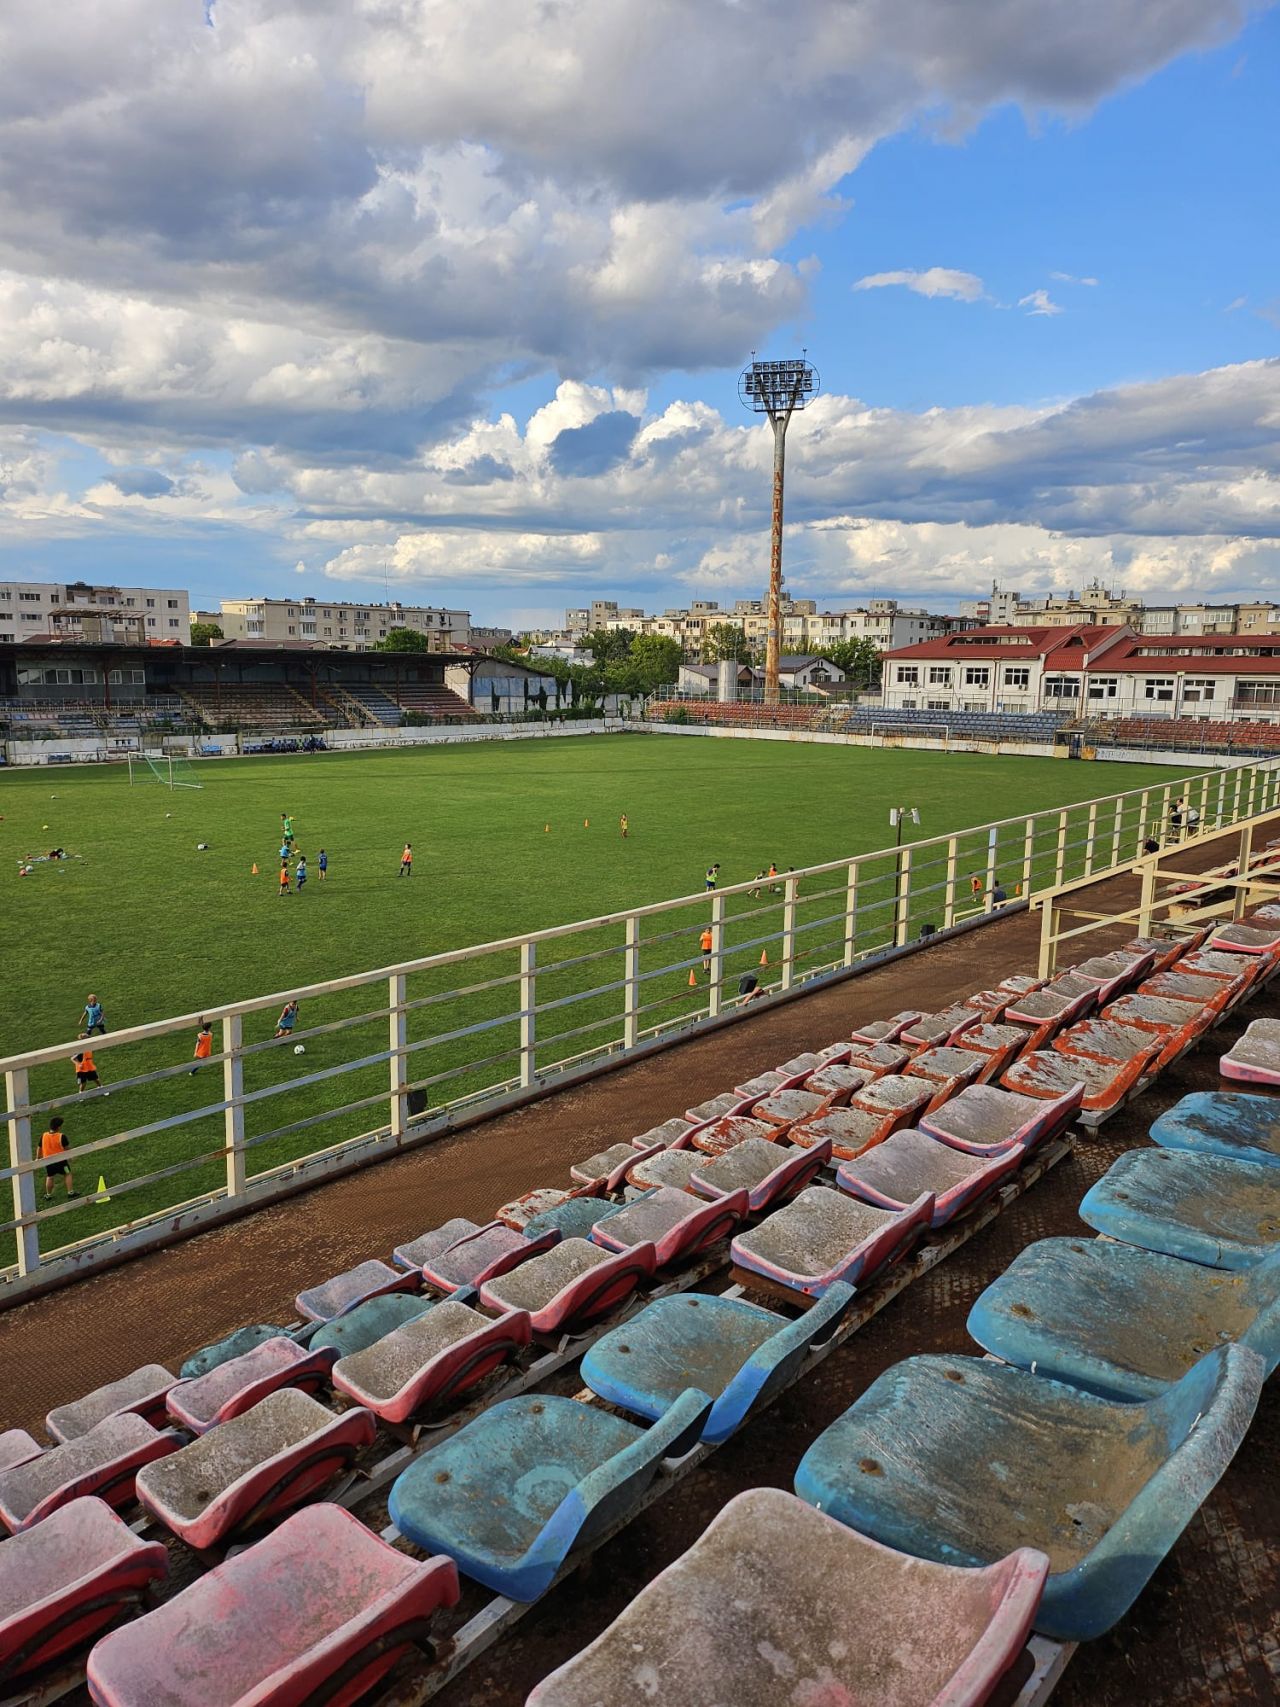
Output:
73 1048 107 1095
41 1117 74 1199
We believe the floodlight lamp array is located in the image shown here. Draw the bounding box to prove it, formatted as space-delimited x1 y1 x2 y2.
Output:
738 357 819 414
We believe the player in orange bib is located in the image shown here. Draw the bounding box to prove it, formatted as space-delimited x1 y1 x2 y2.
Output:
41 1118 74 1199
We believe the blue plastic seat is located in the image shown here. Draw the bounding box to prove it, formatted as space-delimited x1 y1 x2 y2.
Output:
967 1236 1280 1400
1149 1091 1280 1168
1080 1149 1280 1269
793 1346 1262 1642
581 1284 854 1444
388 1388 711 1600
307 1292 443 1358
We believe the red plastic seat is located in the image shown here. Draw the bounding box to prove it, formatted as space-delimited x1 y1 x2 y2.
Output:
166 1337 337 1434
331 1301 533 1423
0 1415 181 1536
689 1137 832 1214
591 1186 749 1269
480 1239 658 1336
418 1221 558 1292
86 1504 459 1707
45 1365 178 1444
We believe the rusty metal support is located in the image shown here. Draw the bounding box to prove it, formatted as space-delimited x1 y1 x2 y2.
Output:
764 416 788 705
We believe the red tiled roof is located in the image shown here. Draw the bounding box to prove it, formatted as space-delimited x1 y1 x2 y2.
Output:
1088 635 1280 674
882 624 1126 663
883 625 1280 676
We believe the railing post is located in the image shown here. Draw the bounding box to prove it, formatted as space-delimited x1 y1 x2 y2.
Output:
1138 789 1151 847
1246 767 1259 819
984 826 998 909
623 916 640 1045
1110 798 1123 867
1138 858 1157 937
5 1067 39 1277
1083 801 1098 878
1231 767 1243 824
708 893 725 1018
1197 772 1211 836
1159 783 1172 842
1037 901 1055 980
1216 769 1228 828
843 862 858 966
895 847 912 947
519 941 537 1088
943 836 958 928
222 1014 246 1198
1236 823 1255 918
1021 819 1035 899
388 974 408 1138
781 874 798 990
1054 810 1068 885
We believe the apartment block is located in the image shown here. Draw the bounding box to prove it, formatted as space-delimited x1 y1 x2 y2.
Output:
211 596 471 651
0 578 191 646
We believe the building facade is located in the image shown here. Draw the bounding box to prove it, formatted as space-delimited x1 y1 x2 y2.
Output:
208 597 471 651
0 579 191 646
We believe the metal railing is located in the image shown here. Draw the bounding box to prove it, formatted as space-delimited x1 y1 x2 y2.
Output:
5 756 1279 1297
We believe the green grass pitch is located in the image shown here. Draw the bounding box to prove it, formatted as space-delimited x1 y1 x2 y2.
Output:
1 734 1192 1264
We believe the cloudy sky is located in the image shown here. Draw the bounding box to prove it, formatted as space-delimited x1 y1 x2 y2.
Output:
1 1 1277 625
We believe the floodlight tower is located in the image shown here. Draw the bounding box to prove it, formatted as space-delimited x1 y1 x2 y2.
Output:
739 352 820 704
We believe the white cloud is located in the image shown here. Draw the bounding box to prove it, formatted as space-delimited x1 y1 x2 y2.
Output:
1019 289 1065 317
855 267 986 302
1051 271 1100 286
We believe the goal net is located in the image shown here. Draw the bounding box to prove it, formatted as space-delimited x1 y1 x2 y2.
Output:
869 721 951 749
128 752 203 790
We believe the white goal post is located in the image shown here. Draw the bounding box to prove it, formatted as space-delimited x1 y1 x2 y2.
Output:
128 752 203 789
869 721 952 749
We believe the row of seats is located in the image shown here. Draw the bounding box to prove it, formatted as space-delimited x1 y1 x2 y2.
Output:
1 912 1276 1704
175 683 331 730
390 683 478 719
843 705 1070 740
1097 715 1280 754
647 700 837 731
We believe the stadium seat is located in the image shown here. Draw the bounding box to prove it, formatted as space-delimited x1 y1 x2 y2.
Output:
418 1222 559 1292
571 1142 661 1191
0 1497 167 1684
479 1239 657 1336
1149 1091 1280 1167
625 1148 702 1190
900 1007 980 1049
1079 1149 1280 1269
1069 948 1156 1000
523 1196 631 1240
180 1324 292 1380
733 1069 790 1099
1181 949 1266 998
0 1415 181 1535
801 1062 869 1102
849 1073 937 1126
296 1258 420 1322
629 1116 695 1151
307 1292 441 1357
1210 922 1280 957
1221 1017 1280 1085
850 1011 925 1045
748 1088 832 1131
135 1389 376 1549
904 1044 986 1093
919 1081 1081 1154
45 1364 178 1443
496 1186 592 1232
836 1128 1027 1227
966 1236 1280 1400
953 1020 1031 1081
689 1113 776 1156
1003 984 1096 1038
685 1091 751 1124
730 1185 933 1298
793 1345 1262 1642
1140 967 1244 1013
85 1504 460 1707
688 1136 831 1214
387 1388 712 1601
1001 1047 1152 1118
0 1429 41 1473
1104 991 1216 1051
1126 932 1201 975
581 1284 855 1445
526 1487 1047 1707
786 1104 898 1160
331 1300 533 1423
392 1217 481 1271
1052 1017 1163 1068
845 1039 910 1076
590 1187 749 1270
165 1337 336 1434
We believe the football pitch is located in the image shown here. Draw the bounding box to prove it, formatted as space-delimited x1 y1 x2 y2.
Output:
1 733 1193 1264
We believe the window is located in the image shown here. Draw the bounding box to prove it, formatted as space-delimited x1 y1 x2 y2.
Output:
167 598 178 609
963 666 990 687
1043 676 1080 700
125 597 135 607
323 626 332 636
900 698 917 709
21 611 40 622
19 590 41 601
1087 678 1118 700
1236 681 1280 707
1003 667 1030 689
1143 678 1175 702
146 616 156 628
287 625 296 635
168 619 179 628
130 669 146 684
895 666 919 686
928 666 951 685
146 597 155 608
926 698 950 710
1182 679 1216 703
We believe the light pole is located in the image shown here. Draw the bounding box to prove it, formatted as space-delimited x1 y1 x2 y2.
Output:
890 805 920 942
739 354 820 705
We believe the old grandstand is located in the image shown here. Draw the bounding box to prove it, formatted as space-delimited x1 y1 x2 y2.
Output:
1 797 1278 1706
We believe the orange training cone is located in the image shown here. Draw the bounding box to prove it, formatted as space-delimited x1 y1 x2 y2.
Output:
688 968 698 987
760 949 769 967
251 862 259 875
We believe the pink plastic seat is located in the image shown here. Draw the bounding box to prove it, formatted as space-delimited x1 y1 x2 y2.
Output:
901 1007 979 1049
731 1186 933 1298
919 1082 1083 1155
1003 985 1095 1038
331 1301 532 1423
1221 1018 1280 1086
836 1129 1027 1227
418 1222 558 1292
906 1046 985 1091
850 1010 925 1045
690 1114 776 1156
689 1137 831 1215
1068 949 1155 1000
788 1105 896 1161
685 1091 751 1124
591 1186 749 1269
571 1142 661 1191
1211 922 1280 957
0 1497 167 1684
629 1116 695 1151
851 1074 936 1126
962 988 1011 1019
0 1415 181 1535
392 1217 481 1269
135 1389 377 1550
296 1260 419 1323
733 1069 790 1099
802 1063 870 1103
626 1147 701 1190
0 1429 44 1473
166 1337 337 1434
480 1239 658 1336
86 1504 459 1707
846 1039 911 1076
749 1088 831 1131
46 1365 178 1444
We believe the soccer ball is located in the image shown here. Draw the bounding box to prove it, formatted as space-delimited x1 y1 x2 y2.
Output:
293 1044 306 1055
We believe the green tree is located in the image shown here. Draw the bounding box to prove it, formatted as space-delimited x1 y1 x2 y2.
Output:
189 621 223 646
581 626 636 664
820 637 882 690
702 622 754 664
373 626 433 652
627 633 683 691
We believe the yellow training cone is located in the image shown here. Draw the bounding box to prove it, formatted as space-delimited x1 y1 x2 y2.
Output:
251 862 259 875
94 1175 110 1203
584 818 590 828
544 823 550 833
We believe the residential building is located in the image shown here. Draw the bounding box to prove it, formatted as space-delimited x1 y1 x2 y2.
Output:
564 601 645 634
210 596 470 651
0 578 190 646
677 655 847 695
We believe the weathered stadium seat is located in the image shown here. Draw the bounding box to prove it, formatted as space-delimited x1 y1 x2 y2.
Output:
522 1196 631 1240
685 1091 751 1124
1220 1017 1280 1085
919 1081 1081 1154
571 1142 661 1192
581 1285 854 1444
1125 931 1201 975
525 1488 1047 1707
418 1222 558 1292
733 1068 791 1099
166 1337 337 1434
0 1429 41 1473
1051 1018 1162 1069
1079 1148 1280 1270
747 1088 831 1131
845 1039 910 1076
624 1148 702 1190
785 1105 892 1161
1210 921 1280 957
0 1415 180 1535
180 1324 291 1380
836 1128 1026 1227
331 1300 532 1423
1103 991 1216 1053
591 1187 749 1270
1149 1090 1280 1168
953 1021 1031 1081
850 1010 925 1045
629 1116 695 1151
1003 984 1095 1038
904 1044 986 1097
1001 1046 1151 1118
689 1113 776 1156
134 1389 376 1548
794 1346 1262 1642
388 1389 711 1600
296 1258 419 1322
496 1187 591 1231
967 1236 1280 1400
1068 948 1155 1000
688 1136 831 1215
0 1497 167 1683
45 1365 178 1443
393 1217 481 1270
849 1074 936 1127
801 1062 869 1102
479 1239 657 1336
730 1185 933 1298
307 1292 441 1357
900 1007 980 1049
86 1504 459 1707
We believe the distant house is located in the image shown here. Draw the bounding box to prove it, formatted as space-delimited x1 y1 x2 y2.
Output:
676 656 846 697
773 655 847 691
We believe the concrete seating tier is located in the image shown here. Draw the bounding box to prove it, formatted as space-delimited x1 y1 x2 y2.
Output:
390 683 478 719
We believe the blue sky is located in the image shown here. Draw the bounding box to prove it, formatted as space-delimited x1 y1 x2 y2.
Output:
0 1 1276 625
